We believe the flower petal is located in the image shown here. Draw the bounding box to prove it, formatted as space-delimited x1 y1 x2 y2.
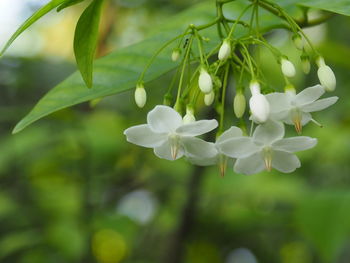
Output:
273 137 317 152
147 105 182 133
294 85 325 106
234 152 265 175
301 96 338 112
124 124 167 148
253 120 285 145
265 92 291 113
154 140 184 161
216 126 243 144
272 150 300 173
181 137 218 159
218 137 260 158
176 119 218 136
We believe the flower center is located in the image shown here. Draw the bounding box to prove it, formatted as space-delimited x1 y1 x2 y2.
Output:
291 108 302 134
262 147 272 172
169 134 180 160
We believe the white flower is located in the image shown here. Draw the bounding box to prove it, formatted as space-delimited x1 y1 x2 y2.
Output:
198 68 213 94
266 85 338 133
218 39 231 61
281 58 296 78
218 121 317 175
124 105 218 161
249 81 270 123
134 83 147 108
234 91 246 118
187 127 243 176
317 57 336 92
204 91 215 106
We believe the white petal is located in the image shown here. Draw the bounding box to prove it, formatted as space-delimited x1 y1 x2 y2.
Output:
294 85 325 106
176 119 218 136
181 137 218 159
301 97 338 112
265 92 291 113
154 140 184 161
216 126 243 144
124 124 166 148
147 105 182 133
273 137 317 152
234 152 265 175
218 137 260 158
272 150 301 173
269 110 290 121
249 94 270 123
253 121 284 145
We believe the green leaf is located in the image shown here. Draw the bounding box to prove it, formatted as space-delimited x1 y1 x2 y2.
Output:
57 0 86 12
74 0 104 89
13 1 298 133
297 0 350 16
0 0 67 56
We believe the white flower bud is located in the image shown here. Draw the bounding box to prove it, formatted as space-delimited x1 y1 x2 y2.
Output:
171 48 181 62
233 91 246 118
301 56 311 74
198 68 213 94
281 58 296 78
292 34 303 50
218 39 231 61
317 57 336 92
204 91 215 106
249 94 270 123
182 107 195 124
134 84 147 108
249 80 261 96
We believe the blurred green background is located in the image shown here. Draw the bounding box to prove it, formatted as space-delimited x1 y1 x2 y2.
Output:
0 0 350 263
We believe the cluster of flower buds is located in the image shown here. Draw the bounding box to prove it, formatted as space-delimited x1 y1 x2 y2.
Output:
126 0 338 176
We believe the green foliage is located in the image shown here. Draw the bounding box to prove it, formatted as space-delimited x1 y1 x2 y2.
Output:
297 0 350 16
0 0 67 56
73 0 104 89
56 0 86 12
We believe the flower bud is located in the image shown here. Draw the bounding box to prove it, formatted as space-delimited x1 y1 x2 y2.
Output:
317 57 336 92
204 91 215 106
198 68 213 94
163 93 173 106
292 34 303 50
249 80 261 96
171 48 181 62
284 84 296 95
218 39 231 60
134 83 147 108
233 91 246 118
281 58 296 78
301 54 311 74
249 94 270 123
182 106 195 124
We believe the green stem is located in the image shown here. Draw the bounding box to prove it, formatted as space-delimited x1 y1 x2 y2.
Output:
219 63 230 134
176 36 193 105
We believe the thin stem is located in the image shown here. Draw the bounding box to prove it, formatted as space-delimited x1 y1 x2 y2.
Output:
219 63 230 134
228 3 254 38
175 36 193 105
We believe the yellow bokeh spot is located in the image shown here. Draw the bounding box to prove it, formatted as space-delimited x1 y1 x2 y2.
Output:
92 229 127 263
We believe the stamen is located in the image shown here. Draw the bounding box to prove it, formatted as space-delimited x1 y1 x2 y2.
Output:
311 118 323 128
218 154 228 177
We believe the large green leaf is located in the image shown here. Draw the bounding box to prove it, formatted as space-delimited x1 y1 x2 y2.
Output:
0 0 68 56
12 1 301 133
297 0 350 16
74 0 104 89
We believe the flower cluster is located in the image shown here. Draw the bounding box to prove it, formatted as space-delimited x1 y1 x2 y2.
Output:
124 1 338 176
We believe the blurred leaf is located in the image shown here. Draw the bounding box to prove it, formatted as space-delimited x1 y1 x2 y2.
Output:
0 230 40 260
296 191 350 263
0 0 68 56
296 0 350 16
13 0 300 133
74 0 104 89
57 0 85 12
